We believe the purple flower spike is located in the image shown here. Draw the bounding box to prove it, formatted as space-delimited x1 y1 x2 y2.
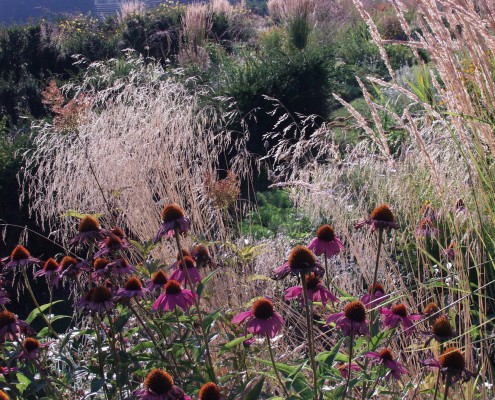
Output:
380 303 422 334
285 273 339 306
152 280 197 312
232 297 283 338
154 204 191 243
365 349 407 381
273 245 323 280
355 204 399 232
308 225 344 257
134 369 191 400
326 300 369 337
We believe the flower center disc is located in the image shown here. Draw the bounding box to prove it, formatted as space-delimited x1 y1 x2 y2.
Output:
439 348 465 371
344 301 366 323
124 276 142 291
199 382 222 400
378 349 394 361
23 337 40 352
368 282 385 295
0 310 16 328
78 215 100 232
306 274 321 291
11 245 30 261
193 245 210 262
105 235 123 248
152 270 168 285
161 204 185 223
0 389 10 400
44 258 59 271
91 286 112 303
60 256 77 272
391 304 408 317
145 369 174 395
316 225 336 242
432 317 453 338
370 204 395 222
252 298 275 320
179 256 196 270
111 227 125 239
423 302 439 316
165 280 182 295
93 258 110 271
288 245 316 272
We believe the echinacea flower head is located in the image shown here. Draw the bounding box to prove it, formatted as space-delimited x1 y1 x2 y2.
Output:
365 348 407 380
425 316 455 345
337 363 360 379
69 215 106 245
198 382 223 400
79 286 114 314
273 245 323 280
19 337 48 361
117 276 148 299
192 245 214 268
169 256 202 285
0 390 10 400
326 300 369 336
34 258 61 286
134 369 191 400
154 204 191 243
0 310 27 342
148 270 168 291
423 302 440 323
95 234 129 257
152 280 197 312
108 258 136 275
92 257 111 278
60 256 83 278
361 282 389 309
421 202 438 221
285 273 339 306
422 347 476 385
415 218 439 238
308 225 345 257
232 297 284 338
1 245 40 271
355 204 399 232
380 303 422 334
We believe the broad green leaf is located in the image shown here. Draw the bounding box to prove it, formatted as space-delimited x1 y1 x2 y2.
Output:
25 300 63 324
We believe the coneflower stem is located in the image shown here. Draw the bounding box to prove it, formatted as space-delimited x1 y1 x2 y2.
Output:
174 227 217 384
369 228 384 335
443 372 452 400
93 317 110 400
433 367 442 400
324 252 331 288
301 272 318 400
342 329 354 399
265 332 290 398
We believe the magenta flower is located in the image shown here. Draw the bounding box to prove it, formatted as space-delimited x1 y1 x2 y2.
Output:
232 297 283 338
147 270 168 291
365 349 407 381
337 363 360 379
191 245 215 268
273 245 323 280
152 280 197 312
69 215 107 246
168 248 190 271
326 300 369 336
92 257 112 279
0 310 28 342
380 303 422 334
361 282 389 310
421 347 476 385
355 204 399 232
60 256 88 279
1 245 40 271
169 256 202 285
134 369 191 400
78 286 114 314
19 337 49 361
94 234 130 258
308 225 344 257
285 273 339 306
117 276 149 299
154 204 191 243
34 258 61 287
107 258 136 275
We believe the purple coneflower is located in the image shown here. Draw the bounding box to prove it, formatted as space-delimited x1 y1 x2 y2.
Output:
380 303 421 334
79 286 114 314
232 297 283 338
134 369 191 400
92 257 111 279
69 215 106 246
424 316 456 345
107 258 136 275
415 217 438 238
361 282 389 309
422 302 441 323
154 204 191 243
365 348 407 380
1 245 40 271
198 382 224 400
0 310 28 342
0 390 10 400
422 347 476 385
147 270 168 291
191 245 215 268
273 245 323 280
34 258 61 287
168 248 191 271
355 204 399 232
337 363 360 379
109 226 130 245
326 300 369 336
95 234 130 258
169 256 202 285
117 276 148 299
19 337 48 361
285 273 339 306
308 225 344 257
152 280 197 312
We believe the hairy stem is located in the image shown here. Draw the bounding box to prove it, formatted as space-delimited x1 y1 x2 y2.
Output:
301 272 318 400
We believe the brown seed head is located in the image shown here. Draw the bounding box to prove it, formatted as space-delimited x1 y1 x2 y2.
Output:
193 245 210 261
439 347 465 371
368 282 385 295
111 227 125 239
23 337 40 353
161 204 185 223
344 301 366 323
199 382 222 400
178 256 196 270
91 286 112 303
93 258 110 271
78 215 100 232
152 270 168 285
0 390 10 400
0 310 16 328
124 276 142 291
288 245 316 271
144 369 174 395
378 349 394 361
306 273 321 291
105 235 123 248
370 204 395 222
316 225 336 242
10 245 30 261
43 258 59 271
60 256 77 272
391 303 408 318
423 302 439 316
252 298 275 320
432 317 453 339
165 280 182 295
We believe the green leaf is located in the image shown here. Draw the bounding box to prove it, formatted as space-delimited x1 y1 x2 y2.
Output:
196 270 218 297
202 308 223 334
16 372 31 394
90 378 106 394
316 336 345 367
245 377 265 400
25 300 64 324
224 334 253 349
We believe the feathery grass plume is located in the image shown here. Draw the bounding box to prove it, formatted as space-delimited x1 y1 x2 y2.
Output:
179 2 212 67
118 1 146 23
